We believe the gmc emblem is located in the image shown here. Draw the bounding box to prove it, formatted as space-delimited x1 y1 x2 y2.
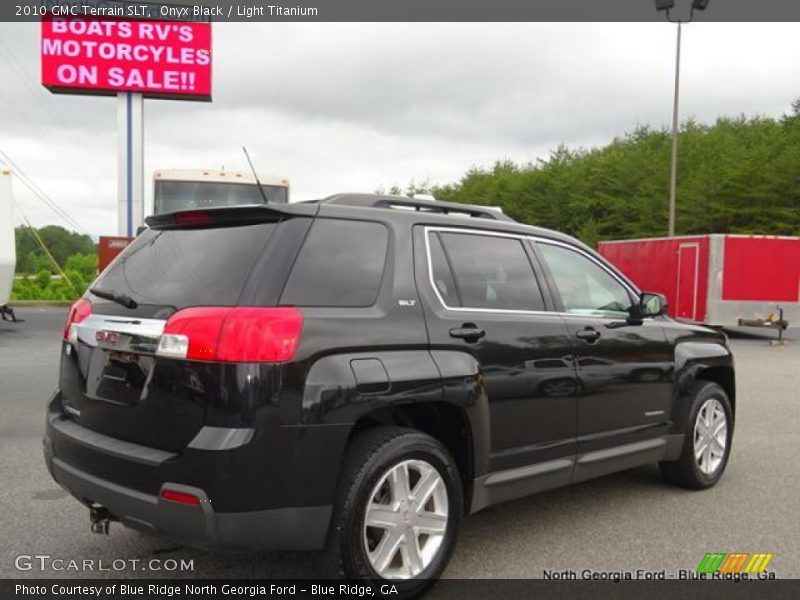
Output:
95 330 120 345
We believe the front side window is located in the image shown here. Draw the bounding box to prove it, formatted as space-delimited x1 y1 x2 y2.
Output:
538 242 633 318
428 231 545 311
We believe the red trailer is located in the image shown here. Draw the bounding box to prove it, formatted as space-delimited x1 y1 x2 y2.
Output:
98 236 134 273
598 234 800 330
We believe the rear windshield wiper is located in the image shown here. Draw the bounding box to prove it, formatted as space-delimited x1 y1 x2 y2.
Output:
90 287 138 310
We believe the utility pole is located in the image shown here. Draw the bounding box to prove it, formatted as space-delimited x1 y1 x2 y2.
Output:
668 21 681 237
655 0 709 236
117 92 144 237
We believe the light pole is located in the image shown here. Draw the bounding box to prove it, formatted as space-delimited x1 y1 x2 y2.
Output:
655 0 709 236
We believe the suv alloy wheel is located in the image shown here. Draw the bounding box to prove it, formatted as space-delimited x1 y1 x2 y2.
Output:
660 381 734 489
323 427 463 594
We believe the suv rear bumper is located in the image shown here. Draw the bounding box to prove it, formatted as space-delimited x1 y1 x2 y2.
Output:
44 392 332 551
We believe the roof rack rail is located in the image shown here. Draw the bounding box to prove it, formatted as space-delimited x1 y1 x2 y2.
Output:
319 194 515 222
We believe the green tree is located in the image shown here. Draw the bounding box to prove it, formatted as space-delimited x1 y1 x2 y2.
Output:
15 225 96 274
64 253 99 280
424 100 800 240
576 218 600 249
11 227 97 301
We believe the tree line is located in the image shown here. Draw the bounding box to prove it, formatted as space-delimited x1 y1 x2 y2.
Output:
12 225 97 301
388 101 800 247
11 102 800 300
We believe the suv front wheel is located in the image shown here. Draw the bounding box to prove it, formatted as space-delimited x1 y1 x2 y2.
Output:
323 427 463 594
660 381 734 489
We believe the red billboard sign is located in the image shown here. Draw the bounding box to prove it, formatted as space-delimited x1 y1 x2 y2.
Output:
41 15 212 100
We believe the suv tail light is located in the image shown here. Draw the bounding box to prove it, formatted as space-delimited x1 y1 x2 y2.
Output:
63 298 92 343
157 307 304 363
161 489 201 506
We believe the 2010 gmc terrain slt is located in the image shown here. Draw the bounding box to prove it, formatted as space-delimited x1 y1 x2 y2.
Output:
44 195 735 594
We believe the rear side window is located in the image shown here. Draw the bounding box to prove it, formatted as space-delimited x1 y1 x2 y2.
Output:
428 231 545 311
428 233 459 307
280 219 388 307
95 224 277 308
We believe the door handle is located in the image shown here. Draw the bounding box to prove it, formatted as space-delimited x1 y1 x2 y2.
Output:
449 324 486 342
575 327 601 342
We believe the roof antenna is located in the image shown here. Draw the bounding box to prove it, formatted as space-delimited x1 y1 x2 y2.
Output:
242 146 270 204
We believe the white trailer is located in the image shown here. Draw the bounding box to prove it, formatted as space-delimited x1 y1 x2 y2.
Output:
0 169 17 319
153 169 290 215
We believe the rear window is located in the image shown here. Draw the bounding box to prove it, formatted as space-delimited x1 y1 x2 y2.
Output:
95 224 277 308
280 219 389 307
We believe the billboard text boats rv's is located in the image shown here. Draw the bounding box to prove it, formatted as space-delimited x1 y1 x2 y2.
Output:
599 234 800 334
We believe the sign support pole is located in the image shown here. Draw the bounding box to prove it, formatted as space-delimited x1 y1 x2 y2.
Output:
117 92 144 237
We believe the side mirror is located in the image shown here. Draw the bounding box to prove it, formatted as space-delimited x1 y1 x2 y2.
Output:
609 292 668 329
639 292 668 318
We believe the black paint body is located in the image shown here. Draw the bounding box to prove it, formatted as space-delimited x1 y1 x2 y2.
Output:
44 195 735 550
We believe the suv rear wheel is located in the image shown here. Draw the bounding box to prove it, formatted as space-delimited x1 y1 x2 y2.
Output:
322 427 462 594
660 381 733 489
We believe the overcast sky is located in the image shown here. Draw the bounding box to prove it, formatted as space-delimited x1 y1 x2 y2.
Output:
1 22 799 237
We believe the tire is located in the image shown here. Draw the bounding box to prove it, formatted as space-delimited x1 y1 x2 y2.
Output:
320 426 463 596
660 381 734 490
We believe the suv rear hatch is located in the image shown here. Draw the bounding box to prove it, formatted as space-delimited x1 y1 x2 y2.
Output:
59 207 314 452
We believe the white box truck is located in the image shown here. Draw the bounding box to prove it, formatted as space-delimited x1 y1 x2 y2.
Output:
0 169 17 320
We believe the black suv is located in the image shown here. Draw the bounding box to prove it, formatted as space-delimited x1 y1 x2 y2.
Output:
44 195 735 592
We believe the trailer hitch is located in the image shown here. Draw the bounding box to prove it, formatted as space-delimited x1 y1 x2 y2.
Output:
0 305 22 322
89 504 116 535
738 306 789 344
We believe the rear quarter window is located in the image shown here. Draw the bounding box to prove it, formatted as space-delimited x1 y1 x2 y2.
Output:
280 219 389 307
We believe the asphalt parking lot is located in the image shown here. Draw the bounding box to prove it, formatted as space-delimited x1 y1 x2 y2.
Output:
1 307 798 582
